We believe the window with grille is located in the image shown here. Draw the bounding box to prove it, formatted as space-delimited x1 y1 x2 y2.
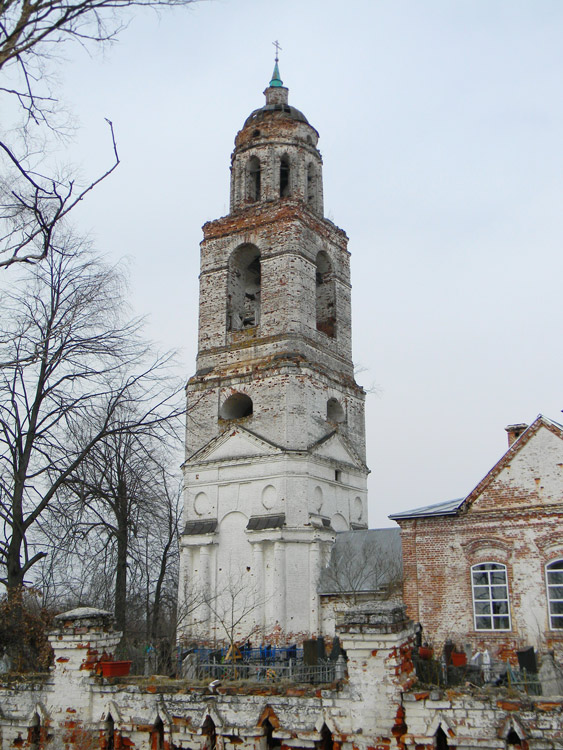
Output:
471 562 511 631
546 559 563 630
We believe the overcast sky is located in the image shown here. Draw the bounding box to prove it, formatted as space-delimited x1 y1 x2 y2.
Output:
49 0 563 528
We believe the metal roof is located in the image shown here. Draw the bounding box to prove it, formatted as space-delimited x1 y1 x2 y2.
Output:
246 514 285 531
183 519 218 535
389 497 464 520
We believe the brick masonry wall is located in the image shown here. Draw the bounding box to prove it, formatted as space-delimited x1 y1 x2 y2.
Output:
2 606 561 749
397 422 563 660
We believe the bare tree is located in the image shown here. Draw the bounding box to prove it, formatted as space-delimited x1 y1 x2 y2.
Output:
0 242 181 596
193 570 267 653
319 530 403 603
0 124 120 269
50 431 181 635
146 468 182 647
0 0 197 268
0 0 196 76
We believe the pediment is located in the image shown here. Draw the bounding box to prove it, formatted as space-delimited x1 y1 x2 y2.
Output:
310 432 363 469
466 416 563 512
188 427 282 464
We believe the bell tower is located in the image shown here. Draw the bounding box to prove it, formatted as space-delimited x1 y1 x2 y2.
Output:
179 61 368 645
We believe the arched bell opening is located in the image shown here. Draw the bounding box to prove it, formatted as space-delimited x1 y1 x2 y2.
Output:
227 244 261 331
326 398 345 423
247 156 261 202
316 251 336 337
220 393 253 420
280 154 291 197
307 162 317 206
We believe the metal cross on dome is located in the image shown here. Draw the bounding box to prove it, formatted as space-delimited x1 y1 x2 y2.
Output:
272 40 282 62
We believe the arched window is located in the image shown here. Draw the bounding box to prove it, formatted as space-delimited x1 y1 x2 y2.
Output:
227 244 261 330
471 562 511 631
546 559 563 629
248 156 261 202
315 251 336 337
220 393 253 420
280 155 290 197
327 398 345 423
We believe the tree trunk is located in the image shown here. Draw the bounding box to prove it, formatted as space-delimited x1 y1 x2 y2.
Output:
114 483 128 634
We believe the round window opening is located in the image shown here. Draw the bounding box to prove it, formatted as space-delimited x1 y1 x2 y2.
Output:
220 392 253 420
327 398 345 423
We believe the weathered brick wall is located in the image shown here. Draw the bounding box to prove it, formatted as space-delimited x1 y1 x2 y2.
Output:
402 690 563 749
186 363 365 459
1 607 562 750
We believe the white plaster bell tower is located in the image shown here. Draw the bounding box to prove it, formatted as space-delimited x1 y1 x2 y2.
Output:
179 61 368 645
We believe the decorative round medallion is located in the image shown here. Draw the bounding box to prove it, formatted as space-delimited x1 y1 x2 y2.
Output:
194 491 210 516
313 486 323 512
354 496 363 521
261 484 277 510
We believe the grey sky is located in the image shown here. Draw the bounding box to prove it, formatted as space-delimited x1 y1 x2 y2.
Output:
50 0 563 527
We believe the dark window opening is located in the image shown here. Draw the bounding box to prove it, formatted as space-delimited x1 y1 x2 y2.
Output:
227 244 261 330
506 729 522 748
202 716 217 750
435 726 449 750
220 393 253 420
263 719 281 750
104 715 115 750
280 155 290 197
316 724 334 750
316 251 336 337
28 715 40 750
151 718 164 750
335 470 342 482
248 156 261 202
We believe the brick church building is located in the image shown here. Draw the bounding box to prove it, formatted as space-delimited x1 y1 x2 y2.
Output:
391 415 563 662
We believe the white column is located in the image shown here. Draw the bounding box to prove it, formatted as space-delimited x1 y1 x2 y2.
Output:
273 541 286 632
199 545 211 629
252 543 265 635
309 540 321 635
178 546 193 629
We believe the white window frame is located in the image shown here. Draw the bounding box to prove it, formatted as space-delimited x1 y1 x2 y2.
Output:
471 562 511 631
545 558 563 630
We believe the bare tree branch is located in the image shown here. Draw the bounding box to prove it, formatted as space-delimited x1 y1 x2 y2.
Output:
0 242 182 597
